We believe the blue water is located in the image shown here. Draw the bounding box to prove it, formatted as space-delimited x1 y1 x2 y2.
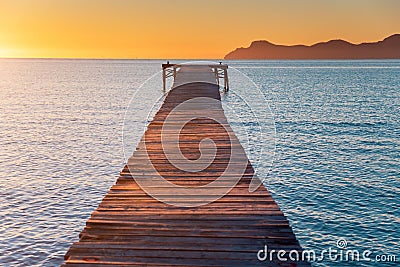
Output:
0 59 398 266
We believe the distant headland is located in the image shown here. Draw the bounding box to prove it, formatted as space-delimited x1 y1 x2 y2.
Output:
224 34 400 59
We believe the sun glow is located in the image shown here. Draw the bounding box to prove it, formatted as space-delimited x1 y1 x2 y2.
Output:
0 47 16 58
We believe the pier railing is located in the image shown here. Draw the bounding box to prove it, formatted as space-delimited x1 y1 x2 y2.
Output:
162 63 229 92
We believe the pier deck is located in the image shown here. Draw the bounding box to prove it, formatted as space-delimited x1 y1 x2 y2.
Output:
62 64 309 266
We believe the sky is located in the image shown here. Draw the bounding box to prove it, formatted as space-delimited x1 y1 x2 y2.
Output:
0 0 399 59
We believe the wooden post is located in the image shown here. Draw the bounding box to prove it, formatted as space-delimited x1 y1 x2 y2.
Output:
214 68 219 87
224 68 229 92
162 68 166 92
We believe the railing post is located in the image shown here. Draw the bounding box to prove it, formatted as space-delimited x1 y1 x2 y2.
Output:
162 68 166 92
224 68 229 92
214 68 219 87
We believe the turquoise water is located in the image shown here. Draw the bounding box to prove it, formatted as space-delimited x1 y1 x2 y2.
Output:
0 59 398 266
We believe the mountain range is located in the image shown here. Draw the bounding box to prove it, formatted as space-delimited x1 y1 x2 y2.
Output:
224 34 400 59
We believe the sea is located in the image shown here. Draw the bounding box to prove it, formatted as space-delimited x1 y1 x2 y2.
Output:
0 59 399 266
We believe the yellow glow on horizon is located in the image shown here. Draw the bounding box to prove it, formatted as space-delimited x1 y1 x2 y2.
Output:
0 0 399 59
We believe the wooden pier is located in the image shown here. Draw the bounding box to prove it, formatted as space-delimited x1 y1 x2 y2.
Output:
62 64 309 266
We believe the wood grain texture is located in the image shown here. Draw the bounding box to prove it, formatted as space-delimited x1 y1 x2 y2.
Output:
63 65 309 266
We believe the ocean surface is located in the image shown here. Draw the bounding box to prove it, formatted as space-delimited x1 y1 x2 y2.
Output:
0 59 399 266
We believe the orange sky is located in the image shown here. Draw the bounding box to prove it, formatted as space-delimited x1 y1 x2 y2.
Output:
0 0 399 59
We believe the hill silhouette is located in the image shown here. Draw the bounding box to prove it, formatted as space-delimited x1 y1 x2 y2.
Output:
224 34 400 59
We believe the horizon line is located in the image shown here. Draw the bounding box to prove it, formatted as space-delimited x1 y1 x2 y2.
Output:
1 57 400 61
0 57 225 60
2 34 399 61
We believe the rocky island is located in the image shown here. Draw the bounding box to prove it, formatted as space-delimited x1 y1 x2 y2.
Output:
225 34 400 59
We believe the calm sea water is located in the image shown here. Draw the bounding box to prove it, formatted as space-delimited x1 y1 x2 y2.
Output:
0 59 398 266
